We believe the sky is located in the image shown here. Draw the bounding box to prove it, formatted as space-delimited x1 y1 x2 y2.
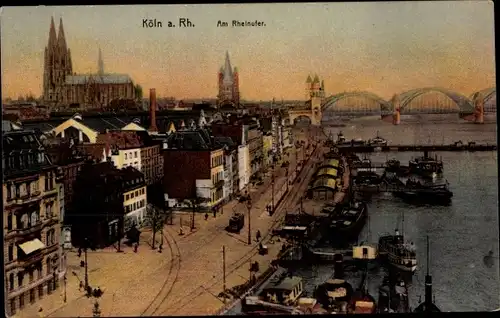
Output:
1 2 496 101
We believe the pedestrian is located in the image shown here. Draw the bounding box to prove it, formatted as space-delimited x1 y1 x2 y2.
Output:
79 281 83 291
158 244 163 253
133 243 138 253
205 213 209 221
256 230 261 241
213 209 217 218
77 248 82 258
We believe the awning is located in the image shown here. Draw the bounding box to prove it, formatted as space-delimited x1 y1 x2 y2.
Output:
19 238 45 255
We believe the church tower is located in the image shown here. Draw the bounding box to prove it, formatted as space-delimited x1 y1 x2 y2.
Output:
217 51 240 107
43 17 73 105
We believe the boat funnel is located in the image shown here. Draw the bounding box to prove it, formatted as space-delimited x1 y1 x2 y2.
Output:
333 254 344 279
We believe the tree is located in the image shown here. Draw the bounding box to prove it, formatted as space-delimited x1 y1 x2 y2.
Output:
143 204 166 249
134 84 143 101
183 196 209 231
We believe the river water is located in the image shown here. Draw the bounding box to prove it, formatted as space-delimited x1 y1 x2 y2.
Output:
296 115 499 312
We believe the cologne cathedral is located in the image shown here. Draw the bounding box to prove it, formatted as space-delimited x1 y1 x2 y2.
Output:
43 17 136 109
217 51 240 107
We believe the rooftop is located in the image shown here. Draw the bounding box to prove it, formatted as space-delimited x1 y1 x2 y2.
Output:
65 73 133 85
166 129 222 151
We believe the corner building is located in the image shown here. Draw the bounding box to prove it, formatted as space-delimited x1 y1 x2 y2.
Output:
3 130 65 316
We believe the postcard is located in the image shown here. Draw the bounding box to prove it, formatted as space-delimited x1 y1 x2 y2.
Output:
1 2 497 317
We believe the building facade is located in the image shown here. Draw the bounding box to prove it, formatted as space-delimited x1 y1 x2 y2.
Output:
69 162 125 248
163 130 225 211
122 167 147 228
237 144 250 192
262 134 273 168
217 51 240 107
42 17 135 109
3 130 65 316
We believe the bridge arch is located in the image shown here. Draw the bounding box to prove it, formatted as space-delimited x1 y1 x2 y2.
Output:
471 87 496 112
322 91 392 114
293 115 312 126
397 87 475 113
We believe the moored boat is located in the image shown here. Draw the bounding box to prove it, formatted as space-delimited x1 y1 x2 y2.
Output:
315 254 353 312
413 236 441 313
377 273 410 313
408 150 444 179
378 230 417 273
368 131 388 146
242 275 305 314
385 159 400 172
330 200 368 242
393 179 453 205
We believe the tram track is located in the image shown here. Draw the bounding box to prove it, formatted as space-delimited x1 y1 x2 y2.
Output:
140 227 182 316
164 145 323 315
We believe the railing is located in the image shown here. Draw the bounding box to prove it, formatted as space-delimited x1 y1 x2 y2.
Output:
5 221 44 238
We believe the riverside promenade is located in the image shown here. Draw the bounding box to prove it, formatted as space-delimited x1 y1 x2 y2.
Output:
15 128 323 318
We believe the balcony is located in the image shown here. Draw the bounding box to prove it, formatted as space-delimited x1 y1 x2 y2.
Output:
10 191 42 206
43 187 58 198
18 250 44 267
212 180 225 189
4 221 44 239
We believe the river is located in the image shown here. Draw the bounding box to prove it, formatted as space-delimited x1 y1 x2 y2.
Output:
227 115 499 313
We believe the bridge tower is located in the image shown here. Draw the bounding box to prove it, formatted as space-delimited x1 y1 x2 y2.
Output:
391 94 401 125
474 92 485 124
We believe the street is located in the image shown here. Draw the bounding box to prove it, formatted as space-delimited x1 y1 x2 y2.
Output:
15 128 324 317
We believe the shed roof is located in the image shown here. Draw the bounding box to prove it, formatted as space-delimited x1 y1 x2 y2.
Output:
269 276 302 291
321 158 340 168
315 167 338 178
311 176 337 192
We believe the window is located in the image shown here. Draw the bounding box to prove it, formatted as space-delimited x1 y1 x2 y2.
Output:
9 273 14 291
7 213 12 230
46 258 51 275
8 244 14 262
30 290 35 303
135 190 139 196
131 192 135 199
30 211 39 225
19 293 24 309
10 299 16 315
134 151 138 158
125 153 128 159
20 183 27 196
125 194 130 201
46 204 53 217
17 272 24 287
29 269 34 283
38 285 43 298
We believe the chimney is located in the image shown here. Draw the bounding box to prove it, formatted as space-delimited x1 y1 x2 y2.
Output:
149 88 158 132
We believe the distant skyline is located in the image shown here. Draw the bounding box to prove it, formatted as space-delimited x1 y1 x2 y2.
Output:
1 2 496 101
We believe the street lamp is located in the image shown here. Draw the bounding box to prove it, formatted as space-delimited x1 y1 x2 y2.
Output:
271 168 275 215
63 274 67 303
84 237 89 290
285 168 289 192
246 197 252 245
92 300 101 317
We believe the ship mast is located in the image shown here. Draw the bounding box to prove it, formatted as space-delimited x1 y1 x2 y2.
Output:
424 235 433 312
